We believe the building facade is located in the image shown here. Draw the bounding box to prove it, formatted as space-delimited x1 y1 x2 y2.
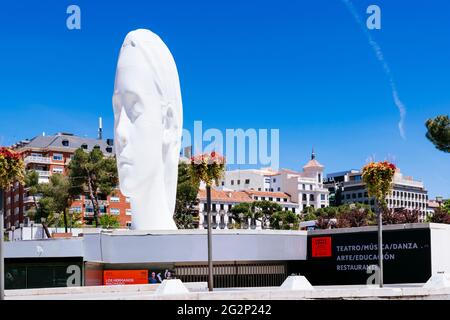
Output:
325 168 429 220
218 151 330 212
196 189 298 230
3 132 131 229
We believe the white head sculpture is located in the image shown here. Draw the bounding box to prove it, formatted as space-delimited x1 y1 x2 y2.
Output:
112 29 182 230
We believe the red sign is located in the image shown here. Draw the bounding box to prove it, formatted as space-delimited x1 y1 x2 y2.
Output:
103 270 148 286
311 237 332 257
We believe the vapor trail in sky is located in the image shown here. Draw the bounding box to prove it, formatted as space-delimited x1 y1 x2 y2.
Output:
342 0 406 139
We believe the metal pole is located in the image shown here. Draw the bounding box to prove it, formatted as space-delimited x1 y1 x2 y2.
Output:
1 189 5 300
206 185 213 292
378 204 384 287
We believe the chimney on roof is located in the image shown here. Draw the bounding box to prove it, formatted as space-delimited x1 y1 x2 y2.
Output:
98 117 103 140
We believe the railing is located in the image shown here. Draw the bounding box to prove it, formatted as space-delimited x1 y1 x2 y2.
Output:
24 156 51 164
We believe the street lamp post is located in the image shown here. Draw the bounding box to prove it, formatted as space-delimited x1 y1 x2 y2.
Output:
206 185 213 292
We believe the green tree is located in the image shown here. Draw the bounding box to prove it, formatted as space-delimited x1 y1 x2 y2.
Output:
39 174 72 232
270 210 299 230
425 115 450 153
442 199 450 214
230 202 253 227
174 163 199 229
99 214 120 229
252 200 282 228
68 148 118 227
24 170 40 215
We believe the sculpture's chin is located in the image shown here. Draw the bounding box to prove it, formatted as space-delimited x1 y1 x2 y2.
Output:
118 179 135 198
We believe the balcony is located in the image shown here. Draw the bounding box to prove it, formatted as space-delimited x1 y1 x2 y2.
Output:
35 170 51 177
24 156 51 165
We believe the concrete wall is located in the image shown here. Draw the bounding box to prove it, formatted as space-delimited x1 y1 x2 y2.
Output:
5 238 84 258
5 229 307 264
430 223 450 275
85 230 307 264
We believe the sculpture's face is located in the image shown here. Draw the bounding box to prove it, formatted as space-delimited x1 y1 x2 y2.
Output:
113 42 163 196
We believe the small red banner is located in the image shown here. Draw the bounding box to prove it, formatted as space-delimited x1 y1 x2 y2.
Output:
103 270 148 286
311 237 332 257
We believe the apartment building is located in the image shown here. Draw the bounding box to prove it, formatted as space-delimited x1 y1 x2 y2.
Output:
3 132 131 229
325 168 429 220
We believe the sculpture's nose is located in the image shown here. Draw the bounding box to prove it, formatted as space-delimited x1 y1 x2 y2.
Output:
116 107 129 149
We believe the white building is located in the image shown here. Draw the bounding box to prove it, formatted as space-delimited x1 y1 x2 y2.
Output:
219 151 330 212
196 189 298 230
325 168 429 221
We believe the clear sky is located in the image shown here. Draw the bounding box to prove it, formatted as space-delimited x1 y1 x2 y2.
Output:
0 0 449 197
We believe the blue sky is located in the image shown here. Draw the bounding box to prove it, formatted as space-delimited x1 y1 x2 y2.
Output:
0 0 449 197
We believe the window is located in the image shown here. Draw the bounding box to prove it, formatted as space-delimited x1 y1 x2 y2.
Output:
254 196 258 200
284 198 288 202
269 197 273 201
358 193 362 198
292 208 296 213
62 139 69 147
262 197 266 201
71 207 82 213
310 194 315 201
110 196 120 203
346 194 350 199
309 185 313 191
81 144 88 150
126 209 132 216
276 198 280 202
203 203 207 212
318 174 321 183
302 194 307 201
106 146 113 153
126 221 132 227
321 194 325 200
258 188 261 191
273 178 276 183
364 192 368 197
221 181 225 186
277 187 281 191
52 167 64 174
231 180 234 185
237 180 240 185
302 184 306 190
352 193 356 199
220 204 224 210
53 153 63 161
110 208 120 215
212 204 217 212
245 179 250 184
14 207 19 215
